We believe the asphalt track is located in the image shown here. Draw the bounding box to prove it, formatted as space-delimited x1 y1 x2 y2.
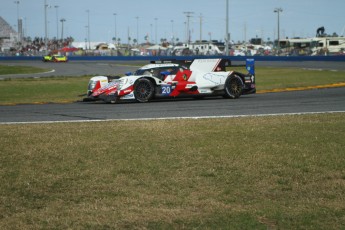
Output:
0 60 141 79
1 60 345 79
0 87 344 123
0 60 344 123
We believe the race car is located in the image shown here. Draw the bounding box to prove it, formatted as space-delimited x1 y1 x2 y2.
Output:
83 58 256 103
42 54 68 62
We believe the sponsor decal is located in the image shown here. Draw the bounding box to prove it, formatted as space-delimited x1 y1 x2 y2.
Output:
199 89 211 93
121 92 134 99
183 74 188 81
203 73 227 84
197 59 218 63
245 75 255 83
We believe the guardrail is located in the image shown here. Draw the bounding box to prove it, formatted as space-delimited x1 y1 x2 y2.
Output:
1 55 345 62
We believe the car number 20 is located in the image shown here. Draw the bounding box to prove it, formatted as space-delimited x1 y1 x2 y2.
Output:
161 85 172 96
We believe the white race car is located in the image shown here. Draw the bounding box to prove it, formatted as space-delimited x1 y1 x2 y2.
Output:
84 58 256 103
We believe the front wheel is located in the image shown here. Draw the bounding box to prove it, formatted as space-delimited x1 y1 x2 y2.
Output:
134 78 155 103
224 74 243 99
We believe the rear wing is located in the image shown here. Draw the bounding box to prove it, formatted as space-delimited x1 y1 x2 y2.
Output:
189 58 254 76
151 58 232 71
189 59 232 72
150 59 192 68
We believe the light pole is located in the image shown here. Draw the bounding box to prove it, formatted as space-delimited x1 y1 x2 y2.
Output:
274 7 283 49
183 12 194 44
54 5 59 40
154 18 158 45
199 14 203 42
225 0 229 55
23 17 26 38
150 23 153 43
14 1 20 38
86 10 90 49
171 20 174 44
60 18 66 41
184 21 187 42
136 16 139 45
113 13 117 44
44 0 48 47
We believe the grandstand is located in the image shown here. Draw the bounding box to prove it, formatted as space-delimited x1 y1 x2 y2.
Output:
0 16 18 51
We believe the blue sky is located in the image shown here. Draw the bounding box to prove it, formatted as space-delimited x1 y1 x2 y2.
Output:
1 0 344 43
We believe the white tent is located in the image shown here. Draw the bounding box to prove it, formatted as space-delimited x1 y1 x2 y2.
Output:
146 45 167 50
71 41 116 50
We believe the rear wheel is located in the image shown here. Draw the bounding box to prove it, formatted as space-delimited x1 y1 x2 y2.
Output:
134 78 155 103
224 74 243 99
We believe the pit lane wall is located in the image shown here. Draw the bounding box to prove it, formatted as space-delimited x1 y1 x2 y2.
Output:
1 55 345 62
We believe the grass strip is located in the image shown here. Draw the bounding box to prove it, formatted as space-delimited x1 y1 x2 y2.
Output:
0 65 50 75
230 66 345 89
1 113 345 229
0 67 344 105
0 76 90 104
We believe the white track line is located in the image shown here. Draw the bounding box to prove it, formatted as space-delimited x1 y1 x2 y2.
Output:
1 111 344 125
0 69 55 78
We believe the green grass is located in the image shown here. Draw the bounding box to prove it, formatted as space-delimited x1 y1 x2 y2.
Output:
0 76 90 104
0 66 344 105
1 113 345 229
231 66 345 89
0 64 50 75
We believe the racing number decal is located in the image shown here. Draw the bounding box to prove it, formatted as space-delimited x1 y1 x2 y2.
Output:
161 85 172 96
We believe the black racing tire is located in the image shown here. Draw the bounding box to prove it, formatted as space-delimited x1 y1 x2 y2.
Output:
134 78 155 103
224 74 243 99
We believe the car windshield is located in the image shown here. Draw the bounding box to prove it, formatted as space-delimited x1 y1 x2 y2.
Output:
134 66 180 77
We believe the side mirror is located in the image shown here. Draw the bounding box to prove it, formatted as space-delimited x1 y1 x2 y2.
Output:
125 72 132 76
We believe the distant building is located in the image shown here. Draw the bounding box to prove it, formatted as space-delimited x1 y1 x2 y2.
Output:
0 16 19 51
